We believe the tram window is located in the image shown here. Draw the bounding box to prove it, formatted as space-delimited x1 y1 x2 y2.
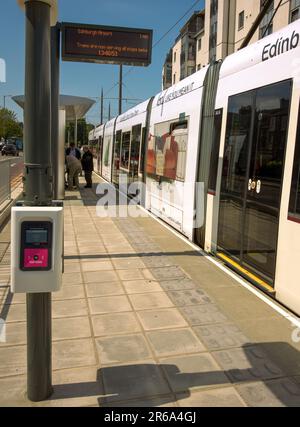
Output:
120 131 131 170
208 109 223 194
170 121 188 133
139 127 147 175
147 118 189 182
288 103 300 217
130 124 142 176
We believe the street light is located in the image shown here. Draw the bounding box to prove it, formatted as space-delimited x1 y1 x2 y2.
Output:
3 95 13 109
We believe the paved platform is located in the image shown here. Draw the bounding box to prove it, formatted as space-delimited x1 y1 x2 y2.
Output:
1 173 300 407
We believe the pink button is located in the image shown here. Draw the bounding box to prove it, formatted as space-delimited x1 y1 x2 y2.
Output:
24 249 49 268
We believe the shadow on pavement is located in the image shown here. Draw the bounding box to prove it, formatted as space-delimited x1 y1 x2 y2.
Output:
48 342 300 407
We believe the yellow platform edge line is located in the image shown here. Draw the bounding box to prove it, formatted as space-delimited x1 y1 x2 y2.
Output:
217 252 275 293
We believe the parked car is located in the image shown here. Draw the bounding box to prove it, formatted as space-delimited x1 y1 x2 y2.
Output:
1 144 19 156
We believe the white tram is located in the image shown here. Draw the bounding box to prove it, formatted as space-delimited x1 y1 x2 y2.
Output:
89 20 300 316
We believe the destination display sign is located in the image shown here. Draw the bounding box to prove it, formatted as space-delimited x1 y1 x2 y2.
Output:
61 22 153 66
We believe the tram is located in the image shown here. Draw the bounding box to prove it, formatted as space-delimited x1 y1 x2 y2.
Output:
89 19 300 316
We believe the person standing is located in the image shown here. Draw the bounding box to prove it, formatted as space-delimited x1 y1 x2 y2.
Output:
66 142 81 160
66 154 82 190
81 145 94 188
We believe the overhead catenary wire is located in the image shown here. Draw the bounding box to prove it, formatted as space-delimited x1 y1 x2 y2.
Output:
103 0 202 97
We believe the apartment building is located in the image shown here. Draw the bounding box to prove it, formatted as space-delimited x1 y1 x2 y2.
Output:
163 0 300 89
162 10 205 88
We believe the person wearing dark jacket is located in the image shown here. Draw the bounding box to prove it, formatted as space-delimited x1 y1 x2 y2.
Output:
65 142 81 160
81 145 94 188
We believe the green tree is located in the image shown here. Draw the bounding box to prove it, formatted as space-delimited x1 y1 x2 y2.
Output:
65 118 94 147
0 108 23 140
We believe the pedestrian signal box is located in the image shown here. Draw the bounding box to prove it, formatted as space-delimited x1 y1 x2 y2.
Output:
11 207 63 293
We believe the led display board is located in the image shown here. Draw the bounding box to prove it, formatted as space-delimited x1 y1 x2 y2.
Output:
62 22 153 66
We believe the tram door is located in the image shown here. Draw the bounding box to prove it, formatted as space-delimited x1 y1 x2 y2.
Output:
218 80 292 285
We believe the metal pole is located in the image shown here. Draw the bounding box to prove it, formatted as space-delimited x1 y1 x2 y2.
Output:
119 65 122 115
51 24 60 200
108 102 111 121
23 0 53 402
100 88 103 125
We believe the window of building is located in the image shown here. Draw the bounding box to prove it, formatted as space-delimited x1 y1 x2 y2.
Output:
197 64 201 71
238 11 245 30
174 52 176 63
291 8 299 21
288 103 300 219
290 0 300 22
173 74 176 84
187 66 195 76
198 38 202 51
259 0 274 39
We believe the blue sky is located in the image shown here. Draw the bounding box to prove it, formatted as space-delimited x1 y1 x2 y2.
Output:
0 0 204 124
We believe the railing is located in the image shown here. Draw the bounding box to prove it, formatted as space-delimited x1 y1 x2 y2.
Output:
0 159 11 207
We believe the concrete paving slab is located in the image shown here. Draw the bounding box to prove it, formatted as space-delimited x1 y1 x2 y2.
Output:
53 284 85 301
104 395 178 407
141 255 176 268
53 317 91 341
81 260 114 272
62 272 83 286
146 328 206 357
92 312 141 337
213 346 284 383
179 304 229 326
4 303 26 323
167 289 212 306
129 292 174 310
0 321 26 347
96 334 152 365
193 324 250 350
150 266 186 281
236 377 300 407
88 295 132 315
159 278 197 291
52 338 97 370
37 367 104 407
99 361 171 404
85 282 124 297
112 257 146 270
62 263 81 274
176 386 246 407
53 299 88 319
0 345 26 377
160 354 229 393
83 270 119 284
122 279 163 294
137 308 188 331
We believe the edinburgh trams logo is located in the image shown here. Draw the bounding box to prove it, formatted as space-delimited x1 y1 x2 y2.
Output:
262 30 300 62
0 58 6 83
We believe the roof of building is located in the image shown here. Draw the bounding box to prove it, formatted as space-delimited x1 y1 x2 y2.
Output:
12 95 95 121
